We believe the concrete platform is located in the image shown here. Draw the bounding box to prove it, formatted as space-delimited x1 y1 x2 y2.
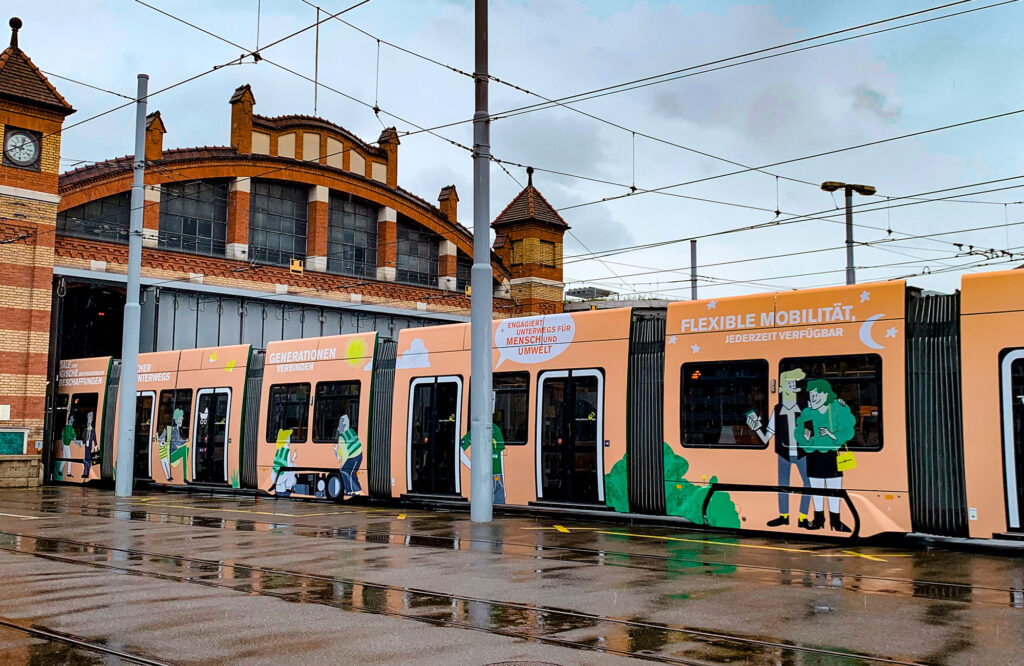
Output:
0 486 1021 664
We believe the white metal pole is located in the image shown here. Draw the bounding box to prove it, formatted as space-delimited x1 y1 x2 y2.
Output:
470 0 493 523
114 74 147 497
690 239 697 300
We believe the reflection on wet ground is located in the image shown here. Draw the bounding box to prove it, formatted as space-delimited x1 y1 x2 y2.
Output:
0 487 1022 665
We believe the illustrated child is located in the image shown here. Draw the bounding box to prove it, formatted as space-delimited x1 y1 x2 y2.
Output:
271 428 297 496
156 408 190 482
747 368 812 528
795 379 857 532
332 415 363 495
78 411 97 479
459 423 506 504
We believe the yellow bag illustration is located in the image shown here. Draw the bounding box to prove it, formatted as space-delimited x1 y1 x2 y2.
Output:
836 446 857 472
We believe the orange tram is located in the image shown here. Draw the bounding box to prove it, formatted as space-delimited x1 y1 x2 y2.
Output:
50 269 1024 541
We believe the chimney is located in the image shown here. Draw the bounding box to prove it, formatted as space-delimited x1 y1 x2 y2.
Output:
378 126 400 188
438 185 458 223
145 111 166 162
229 84 255 154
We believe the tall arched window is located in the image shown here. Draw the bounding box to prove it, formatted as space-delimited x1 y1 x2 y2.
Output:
57 192 131 244
396 219 439 287
327 192 377 278
159 180 229 256
249 180 308 266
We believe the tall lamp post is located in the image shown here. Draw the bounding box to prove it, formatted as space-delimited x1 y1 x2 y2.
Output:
821 181 876 285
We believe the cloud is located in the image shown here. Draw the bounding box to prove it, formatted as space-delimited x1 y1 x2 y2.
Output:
395 338 430 369
850 84 900 123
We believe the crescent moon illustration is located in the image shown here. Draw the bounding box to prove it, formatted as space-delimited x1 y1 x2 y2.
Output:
858 314 885 350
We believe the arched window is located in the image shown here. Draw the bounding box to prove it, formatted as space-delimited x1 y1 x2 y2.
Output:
249 180 308 266
327 192 377 278
57 192 131 244
396 219 439 287
159 180 229 256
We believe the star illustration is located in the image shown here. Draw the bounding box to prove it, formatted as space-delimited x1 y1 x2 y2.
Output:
860 290 870 303
885 327 898 338
667 335 678 345
208 352 218 363
690 344 701 354
706 300 717 310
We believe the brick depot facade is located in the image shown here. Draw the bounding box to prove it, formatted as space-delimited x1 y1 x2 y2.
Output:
0 20 567 454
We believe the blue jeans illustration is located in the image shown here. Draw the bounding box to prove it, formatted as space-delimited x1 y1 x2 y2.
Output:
778 454 811 515
340 454 362 494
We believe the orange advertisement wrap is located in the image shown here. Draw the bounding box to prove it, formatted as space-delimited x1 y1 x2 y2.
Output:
110 344 252 488
389 309 632 509
961 270 1024 538
257 333 377 500
664 282 909 538
54 357 112 483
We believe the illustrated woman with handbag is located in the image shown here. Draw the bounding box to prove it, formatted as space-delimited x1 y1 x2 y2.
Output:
795 379 857 532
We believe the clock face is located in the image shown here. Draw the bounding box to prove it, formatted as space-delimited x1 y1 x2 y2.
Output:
4 131 39 167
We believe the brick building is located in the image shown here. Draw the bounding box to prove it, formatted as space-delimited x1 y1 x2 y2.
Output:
0 19 567 454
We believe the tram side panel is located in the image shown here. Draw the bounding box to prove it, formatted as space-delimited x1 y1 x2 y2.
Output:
961 270 1024 538
664 282 910 538
109 344 252 488
53 356 113 483
389 309 632 511
257 333 377 500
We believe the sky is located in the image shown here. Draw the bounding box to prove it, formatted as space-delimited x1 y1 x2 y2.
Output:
12 0 1024 299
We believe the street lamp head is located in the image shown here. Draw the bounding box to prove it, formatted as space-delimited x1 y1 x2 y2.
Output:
850 184 876 196
820 181 844 192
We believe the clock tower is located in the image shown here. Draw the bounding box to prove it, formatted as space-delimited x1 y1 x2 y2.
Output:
0 17 74 455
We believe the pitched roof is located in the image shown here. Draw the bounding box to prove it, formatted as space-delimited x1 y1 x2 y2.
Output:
0 39 75 115
491 170 568 229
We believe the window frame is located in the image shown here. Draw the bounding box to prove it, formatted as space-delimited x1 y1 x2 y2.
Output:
327 193 378 279
265 382 311 444
68 392 100 442
406 375 463 494
680 358 771 450
778 353 884 453
539 240 556 268
57 191 132 245
157 389 194 441
311 380 362 443
158 179 230 257
493 371 530 446
249 180 309 267
395 219 439 287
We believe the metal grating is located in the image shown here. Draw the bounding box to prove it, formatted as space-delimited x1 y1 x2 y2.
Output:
240 350 265 490
369 338 397 498
100 360 121 482
906 291 968 537
627 308 667 515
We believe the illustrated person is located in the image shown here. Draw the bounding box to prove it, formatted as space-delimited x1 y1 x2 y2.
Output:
795 379 856 532
332 415 363 496
746 368 812 528
459 423 506 504
270 428 296 496
57 413 75 481
79 411 97 479
156 408 190 482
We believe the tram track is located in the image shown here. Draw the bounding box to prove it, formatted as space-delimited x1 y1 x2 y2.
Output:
0 615 171 665
6 493 1022 610
0 529 924 665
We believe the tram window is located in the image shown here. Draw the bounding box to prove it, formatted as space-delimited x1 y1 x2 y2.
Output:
779 354 883 452
681 360 769 448
68 393 99 440
266 383 310 443
52 393 70 440
312 381 360 443
494 372 529 446
156 389 193 441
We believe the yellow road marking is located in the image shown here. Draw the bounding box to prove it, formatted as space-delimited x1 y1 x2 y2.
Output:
397 513 406 520
554 524 570 533
837 550 888 562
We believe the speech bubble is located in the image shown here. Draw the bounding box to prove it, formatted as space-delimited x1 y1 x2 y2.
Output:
494 313 575 368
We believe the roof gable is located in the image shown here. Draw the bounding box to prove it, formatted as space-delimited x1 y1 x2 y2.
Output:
492 171 568 229
0 39 75 115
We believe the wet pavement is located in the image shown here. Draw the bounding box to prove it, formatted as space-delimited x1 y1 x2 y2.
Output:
0 487 1021 664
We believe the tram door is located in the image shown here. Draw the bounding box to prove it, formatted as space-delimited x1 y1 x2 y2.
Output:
194 388 231 484
537 370 603 504
1002 352 1024 530
134 392 155 478
408 377 461 495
